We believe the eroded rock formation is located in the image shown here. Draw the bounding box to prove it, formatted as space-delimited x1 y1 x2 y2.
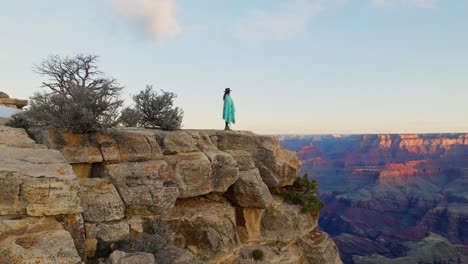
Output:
0 126 342 263
279 134 468 263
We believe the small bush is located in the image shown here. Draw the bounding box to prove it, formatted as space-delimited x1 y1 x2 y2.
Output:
133 85 183 131
283 174 324 214
119 107 141 127
251 249 264 261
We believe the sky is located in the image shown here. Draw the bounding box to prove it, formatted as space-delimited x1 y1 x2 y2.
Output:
0 0 467 134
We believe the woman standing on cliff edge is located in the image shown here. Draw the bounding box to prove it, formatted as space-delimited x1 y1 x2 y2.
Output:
223 88 235 130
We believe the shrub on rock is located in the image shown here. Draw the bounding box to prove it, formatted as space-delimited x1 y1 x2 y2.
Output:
119 107 141 127
133 85 183 131
283 174 324 214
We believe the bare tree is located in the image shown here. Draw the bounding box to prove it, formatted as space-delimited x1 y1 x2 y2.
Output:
9 54 123 133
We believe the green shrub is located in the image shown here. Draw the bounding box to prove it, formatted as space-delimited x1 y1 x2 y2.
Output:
133 85 183 131
119 107 141 127
283 174 324 214
251 249 264 261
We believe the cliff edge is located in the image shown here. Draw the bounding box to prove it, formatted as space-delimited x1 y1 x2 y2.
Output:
0 126 342 264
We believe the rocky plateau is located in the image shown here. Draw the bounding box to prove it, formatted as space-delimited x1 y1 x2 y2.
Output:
0 116 342 263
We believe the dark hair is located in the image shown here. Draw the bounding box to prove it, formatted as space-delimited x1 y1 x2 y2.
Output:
223 90 230 100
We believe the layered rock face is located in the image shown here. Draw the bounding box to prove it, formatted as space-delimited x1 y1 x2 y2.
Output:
1 126 342 263
279 134 468 263
0 126 82 263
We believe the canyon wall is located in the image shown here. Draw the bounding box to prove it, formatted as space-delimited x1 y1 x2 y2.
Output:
0 126 342 264
278 134 468 263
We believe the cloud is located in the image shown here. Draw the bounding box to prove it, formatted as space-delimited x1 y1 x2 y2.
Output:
371 0 437 8
108 0 181 40
234 0 322 44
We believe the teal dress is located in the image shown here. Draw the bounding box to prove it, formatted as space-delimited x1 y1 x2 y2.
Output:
223 95 236 125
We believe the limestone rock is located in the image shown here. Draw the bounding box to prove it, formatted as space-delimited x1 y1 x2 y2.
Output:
0 217 81 264
165 152 214 198
0 91 9 98
113 131 163 161
168 198 240 259
0 145 82 216
236 208 265 243
228 169 272 208
0 117 11 125
29 129 103 163
22 177 82 216
204 150 239 193
106 250 156 264
56 213 86 261
225 150 256 171
105 160 179 214
79 178 125 222
162 131 199 154
260 197 318 242
85 221 130 242
0 126 43 149
71 163 93 178
186 131 218 151
298 230 343 264
61 145 103 163
217 131 300 187
91 133 121 162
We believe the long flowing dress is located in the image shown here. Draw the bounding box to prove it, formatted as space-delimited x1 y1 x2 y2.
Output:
223 95 235 125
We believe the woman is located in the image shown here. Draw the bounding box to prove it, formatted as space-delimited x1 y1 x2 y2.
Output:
223 88 235 130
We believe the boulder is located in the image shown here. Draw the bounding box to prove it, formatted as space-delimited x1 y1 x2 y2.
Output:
105 160 179 214
217 131 300 187
28 129 103 163
0 91 9 98
79 178 125 222
162 131 199 154
0 126 43 149
0 145 82 216
0 216 81 264
225 150 256 171
165 153 214 198
186 131 218 151
112 131 163 161
168 198 240 259
228 168 272 208
260 197 318 242
298 230 343 264
204 150 239 193
106 250 156 264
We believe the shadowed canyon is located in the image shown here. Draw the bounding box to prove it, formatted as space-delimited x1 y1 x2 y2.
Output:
278 134 468 263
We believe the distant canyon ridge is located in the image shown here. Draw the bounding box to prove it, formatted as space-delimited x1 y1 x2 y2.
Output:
278 133 468 263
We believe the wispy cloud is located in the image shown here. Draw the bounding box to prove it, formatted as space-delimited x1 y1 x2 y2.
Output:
371 0 437 8
108 0 181 40
234 0 322 44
